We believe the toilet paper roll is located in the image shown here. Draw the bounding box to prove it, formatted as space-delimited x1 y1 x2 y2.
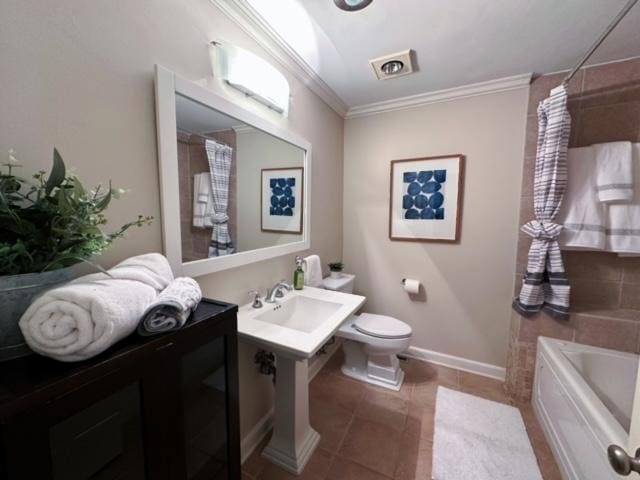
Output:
403 278 420 294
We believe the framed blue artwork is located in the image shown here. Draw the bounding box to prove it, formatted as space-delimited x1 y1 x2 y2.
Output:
261 167 304 234
389 155 465 242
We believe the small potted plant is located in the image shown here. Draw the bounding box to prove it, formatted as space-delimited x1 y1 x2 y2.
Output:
0 148 152 361
328 261 344 279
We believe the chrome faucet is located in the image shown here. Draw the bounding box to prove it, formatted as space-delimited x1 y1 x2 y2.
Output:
266 281 293 303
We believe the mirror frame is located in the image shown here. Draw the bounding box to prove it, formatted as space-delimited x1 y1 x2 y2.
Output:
154 65 311 277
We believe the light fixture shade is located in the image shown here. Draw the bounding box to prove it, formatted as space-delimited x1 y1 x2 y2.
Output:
215 43 290 115
334 0 373 11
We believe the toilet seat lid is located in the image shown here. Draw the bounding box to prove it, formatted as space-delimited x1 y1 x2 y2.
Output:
353 313 412 339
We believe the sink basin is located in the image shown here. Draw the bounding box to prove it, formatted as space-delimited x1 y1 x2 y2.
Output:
255 296 342 333
237 286 366 359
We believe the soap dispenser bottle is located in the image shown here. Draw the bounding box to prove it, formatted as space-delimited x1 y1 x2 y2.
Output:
293 256 305 290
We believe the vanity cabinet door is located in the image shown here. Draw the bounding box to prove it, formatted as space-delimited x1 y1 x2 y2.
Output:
1 372 149 480
179 336 230 480
48 382 146 480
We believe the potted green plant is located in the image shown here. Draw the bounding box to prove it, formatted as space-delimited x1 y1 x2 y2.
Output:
328 261 344 279
0 148 152 361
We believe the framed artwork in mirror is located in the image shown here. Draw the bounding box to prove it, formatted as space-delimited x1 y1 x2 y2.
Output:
261 167 304 234
389 154 465 242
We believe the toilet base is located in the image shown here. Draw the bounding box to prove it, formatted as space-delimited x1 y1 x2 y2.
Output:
340 340 406 391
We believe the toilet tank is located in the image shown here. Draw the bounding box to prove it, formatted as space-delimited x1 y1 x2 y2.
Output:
322 273 355 293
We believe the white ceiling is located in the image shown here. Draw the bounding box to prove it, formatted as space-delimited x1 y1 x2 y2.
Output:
245 0 640 108
176 93 251 134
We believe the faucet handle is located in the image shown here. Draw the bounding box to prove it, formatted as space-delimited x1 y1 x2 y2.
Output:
248 290 263 308
275 280 292 297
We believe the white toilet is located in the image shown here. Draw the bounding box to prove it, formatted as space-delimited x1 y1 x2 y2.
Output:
322 273 412 391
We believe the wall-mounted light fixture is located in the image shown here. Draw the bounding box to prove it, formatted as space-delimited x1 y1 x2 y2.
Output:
213 42 290 115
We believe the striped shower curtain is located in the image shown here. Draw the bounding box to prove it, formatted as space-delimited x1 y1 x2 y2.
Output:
205 139 235 257
513 85 571 321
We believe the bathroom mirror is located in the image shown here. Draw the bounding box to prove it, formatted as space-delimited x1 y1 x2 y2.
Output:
155 65 311 276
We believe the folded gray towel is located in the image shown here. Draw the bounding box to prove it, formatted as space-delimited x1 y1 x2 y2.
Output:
137 277 202 336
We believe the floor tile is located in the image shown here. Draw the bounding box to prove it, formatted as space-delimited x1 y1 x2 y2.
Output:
327 457 392 480
403 360 459 388
310 371 366 413
242 434 271 478
338 417 402 478
355 386 410 431
458 371 512 404
310 397 354 453
393 432 433 480
256 447 333 480
404 401 435 442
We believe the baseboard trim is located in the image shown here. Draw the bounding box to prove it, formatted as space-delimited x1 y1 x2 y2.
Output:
240 339 342 463
241 408 274 464
404 346 506 381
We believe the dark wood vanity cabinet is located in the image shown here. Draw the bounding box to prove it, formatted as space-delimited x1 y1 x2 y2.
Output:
0 299 240 480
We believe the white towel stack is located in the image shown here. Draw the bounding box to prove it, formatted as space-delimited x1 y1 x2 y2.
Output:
606 144 640 254
558 141 639 255
594 142 634 203
19 253 174 362
557 147 607 250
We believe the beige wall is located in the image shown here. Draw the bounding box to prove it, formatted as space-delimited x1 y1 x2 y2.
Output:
343 89 529 368
0 0 344 437
235 129 304 252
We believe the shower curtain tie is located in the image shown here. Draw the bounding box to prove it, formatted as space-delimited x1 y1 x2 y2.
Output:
521 220 563 240
211 213 229 224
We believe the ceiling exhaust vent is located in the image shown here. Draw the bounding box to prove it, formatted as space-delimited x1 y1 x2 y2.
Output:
369 49 415 80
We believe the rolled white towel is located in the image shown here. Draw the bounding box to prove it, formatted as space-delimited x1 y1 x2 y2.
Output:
137 277 202 336
19 253 173 362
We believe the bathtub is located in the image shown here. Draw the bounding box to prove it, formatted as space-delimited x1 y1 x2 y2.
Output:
533 337 638 480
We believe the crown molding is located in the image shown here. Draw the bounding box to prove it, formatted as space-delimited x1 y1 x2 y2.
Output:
345 73 532 119
210 0 349 117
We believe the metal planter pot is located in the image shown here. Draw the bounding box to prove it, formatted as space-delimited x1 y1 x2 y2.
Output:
0 266 76 362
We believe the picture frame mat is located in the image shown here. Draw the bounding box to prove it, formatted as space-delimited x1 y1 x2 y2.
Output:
389 154 465 242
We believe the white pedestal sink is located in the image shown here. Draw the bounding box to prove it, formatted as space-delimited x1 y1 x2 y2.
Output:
237 287 365 474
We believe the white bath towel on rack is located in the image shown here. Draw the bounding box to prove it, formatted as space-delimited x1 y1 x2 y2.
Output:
606 143 640 255
557 146 607 250
193 172 215 228
594 141 633 203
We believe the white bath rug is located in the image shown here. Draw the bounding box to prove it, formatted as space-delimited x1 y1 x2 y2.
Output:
432 387 542 480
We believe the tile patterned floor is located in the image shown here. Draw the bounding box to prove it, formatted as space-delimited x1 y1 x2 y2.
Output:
242 351 562 480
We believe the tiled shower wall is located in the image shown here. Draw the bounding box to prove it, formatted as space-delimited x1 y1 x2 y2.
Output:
505 57 640 401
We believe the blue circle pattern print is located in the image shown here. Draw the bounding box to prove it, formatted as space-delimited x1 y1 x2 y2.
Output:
402 170 446 220
270 177 296 216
